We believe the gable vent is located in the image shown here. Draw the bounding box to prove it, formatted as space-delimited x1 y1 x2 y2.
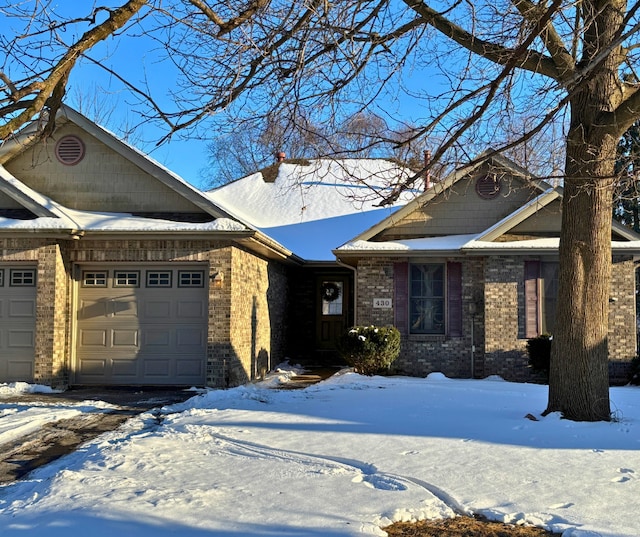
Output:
475 174 501 199
55 135 85 166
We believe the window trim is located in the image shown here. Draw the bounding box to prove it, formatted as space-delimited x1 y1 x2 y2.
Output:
113 270 140 288
10 268 36 287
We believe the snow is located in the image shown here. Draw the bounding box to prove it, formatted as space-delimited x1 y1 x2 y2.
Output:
208 159 419 260
1 369 640 536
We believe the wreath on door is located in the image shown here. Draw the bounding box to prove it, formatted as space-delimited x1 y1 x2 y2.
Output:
321 282 341 302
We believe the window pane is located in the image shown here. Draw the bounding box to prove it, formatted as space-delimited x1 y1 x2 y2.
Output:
114 271 139 287
83 271 107 287
10 269 36 286
179 271 205 287
147 271 172 287
322 281 343 315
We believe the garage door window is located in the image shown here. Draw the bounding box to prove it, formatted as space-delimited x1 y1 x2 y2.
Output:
0 270 3 286
114 271 140 287
179 271 204 287
83 271 107 287
10 269 36 286
147 271 172 287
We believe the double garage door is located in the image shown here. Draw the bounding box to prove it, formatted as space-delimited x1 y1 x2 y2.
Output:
75 264 208 385
0 266 37 382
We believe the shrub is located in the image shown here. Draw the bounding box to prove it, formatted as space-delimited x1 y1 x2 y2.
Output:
526 334 552 378
628 355 640 385
337 325 401 376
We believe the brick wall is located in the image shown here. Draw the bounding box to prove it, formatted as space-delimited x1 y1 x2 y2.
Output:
355 256 486 379
353 253 638 383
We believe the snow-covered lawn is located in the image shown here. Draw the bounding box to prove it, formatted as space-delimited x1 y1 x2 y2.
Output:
0 368 639 537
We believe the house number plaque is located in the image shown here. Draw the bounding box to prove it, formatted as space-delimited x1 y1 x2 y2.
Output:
373 298 392 308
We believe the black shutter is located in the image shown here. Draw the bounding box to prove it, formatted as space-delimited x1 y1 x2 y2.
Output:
394 262 409 334
447 262 463 337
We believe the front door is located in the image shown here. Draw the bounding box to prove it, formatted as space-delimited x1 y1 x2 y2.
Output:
315 276 350 355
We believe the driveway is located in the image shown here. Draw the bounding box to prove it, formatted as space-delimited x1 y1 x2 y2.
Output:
0 386 197 484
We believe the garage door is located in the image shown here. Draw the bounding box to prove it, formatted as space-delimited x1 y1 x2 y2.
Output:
0 266 37 382
75 265 208 385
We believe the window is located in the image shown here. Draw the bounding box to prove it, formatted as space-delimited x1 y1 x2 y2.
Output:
147 271 172 287
10 269 36 286
409 264 445 334
321 281 343 316
395 262 462 337
0 269 3 287
114 271 140 287
524 260 559 337
83 271 107 287
179 271 204 287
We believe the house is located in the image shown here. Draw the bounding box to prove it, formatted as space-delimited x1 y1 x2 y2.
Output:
1 105 637 389
334 153 640 384
0 106 414 388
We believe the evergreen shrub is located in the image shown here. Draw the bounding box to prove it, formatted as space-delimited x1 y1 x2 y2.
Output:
338 325 401 376
526 334 552 378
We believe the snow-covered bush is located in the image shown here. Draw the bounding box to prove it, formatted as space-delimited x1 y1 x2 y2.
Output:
337 325 400 376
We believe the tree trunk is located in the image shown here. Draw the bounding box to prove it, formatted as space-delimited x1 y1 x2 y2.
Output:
545 1 625 421
546 141 615 421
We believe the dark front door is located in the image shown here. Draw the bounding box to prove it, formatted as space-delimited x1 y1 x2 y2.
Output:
315 276 350 355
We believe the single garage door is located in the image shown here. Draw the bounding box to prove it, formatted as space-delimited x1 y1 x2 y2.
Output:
75 265 208 385
0 266 37 382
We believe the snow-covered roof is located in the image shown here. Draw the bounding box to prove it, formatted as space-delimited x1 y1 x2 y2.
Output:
207 158 420 260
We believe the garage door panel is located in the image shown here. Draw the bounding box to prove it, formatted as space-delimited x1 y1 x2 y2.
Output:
112 298 138 318
79 358 107 376
7 360 33 380
75 265 207 385
8 329 34 348
112 358 138 377
79 329 108 347
176 327 206 349
144 301 171 318
143 329 171 347
143 357 171 377
177 301 206 318
8 299 35 317
112 329 139 347
176 358 204 377
78 299 110 320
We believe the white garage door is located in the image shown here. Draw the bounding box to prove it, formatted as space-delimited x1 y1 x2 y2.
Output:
0 266 37 382
75 265 208 385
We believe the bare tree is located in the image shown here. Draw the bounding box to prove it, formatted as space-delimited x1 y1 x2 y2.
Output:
3 1 640 420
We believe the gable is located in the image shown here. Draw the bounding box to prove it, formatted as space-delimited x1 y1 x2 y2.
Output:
372 166 541 241
4 122 210 217
507 198 562 237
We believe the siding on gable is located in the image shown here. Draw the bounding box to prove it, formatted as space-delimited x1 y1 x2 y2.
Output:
374 174 542 241
5 123 205 214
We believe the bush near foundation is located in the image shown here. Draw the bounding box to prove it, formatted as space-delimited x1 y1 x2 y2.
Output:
526 334 552 378
338 325 401 376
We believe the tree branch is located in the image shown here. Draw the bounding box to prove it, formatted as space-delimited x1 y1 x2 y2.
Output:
402 0 562 80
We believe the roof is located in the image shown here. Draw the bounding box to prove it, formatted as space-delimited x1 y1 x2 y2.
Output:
0 106 301 262
335 153 640 258
208 158 420 260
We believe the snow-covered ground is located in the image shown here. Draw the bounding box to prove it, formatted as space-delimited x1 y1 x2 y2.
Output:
0 367 639 537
